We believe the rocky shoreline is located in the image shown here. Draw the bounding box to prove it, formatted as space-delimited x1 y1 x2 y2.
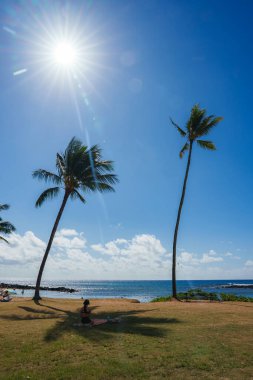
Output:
220 284 253 289
0 282 77 293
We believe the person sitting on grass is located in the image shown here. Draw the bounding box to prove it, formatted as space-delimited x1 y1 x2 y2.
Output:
80 299 108 326
80 299 93 325
80 299 120 327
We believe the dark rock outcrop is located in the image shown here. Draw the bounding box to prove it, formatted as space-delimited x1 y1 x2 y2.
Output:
221 284 253 289
0 283 77 293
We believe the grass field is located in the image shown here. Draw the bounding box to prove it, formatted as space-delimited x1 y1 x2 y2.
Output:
0 297 252 379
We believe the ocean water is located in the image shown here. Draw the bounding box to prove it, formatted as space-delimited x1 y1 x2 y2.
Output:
2 279 253 302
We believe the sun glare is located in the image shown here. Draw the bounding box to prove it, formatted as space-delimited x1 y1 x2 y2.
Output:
52 40 78 68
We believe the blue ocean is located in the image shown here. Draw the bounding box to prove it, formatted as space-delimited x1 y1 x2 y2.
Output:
3 279 253 302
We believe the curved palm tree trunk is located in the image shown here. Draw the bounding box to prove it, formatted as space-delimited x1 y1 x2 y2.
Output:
172 141 193 298
33 191 70 300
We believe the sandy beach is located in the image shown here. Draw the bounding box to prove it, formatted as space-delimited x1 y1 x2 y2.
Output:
0 297 252 379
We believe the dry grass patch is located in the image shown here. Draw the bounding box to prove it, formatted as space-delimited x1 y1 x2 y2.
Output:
0 298 252 379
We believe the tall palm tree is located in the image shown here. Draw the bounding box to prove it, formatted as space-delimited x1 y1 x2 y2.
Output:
171 104 222 298
0 204 16 243
33 137 118 300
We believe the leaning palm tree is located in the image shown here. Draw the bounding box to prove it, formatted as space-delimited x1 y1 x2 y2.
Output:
171 104 222 298
0 204 16 243
33 137 118 300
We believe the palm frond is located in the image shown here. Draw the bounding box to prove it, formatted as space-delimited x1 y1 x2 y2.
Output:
96 173 119 185
80 173 119 191
0 236 9 244
32 169 62 185
170 118 187 137
94 160 115 173
186 104 206 134
64 143 87 178
0 205 15 241
74 145 118 189
0 220 16 234
89 182 116 193
35 187 60 208
196 140 216 150
196 116 223 137
0 204 9 211
70 190 86 203
66 137 83 154
83 162 116 178
64 137 84 175
56 153 66 177
179 142 189 158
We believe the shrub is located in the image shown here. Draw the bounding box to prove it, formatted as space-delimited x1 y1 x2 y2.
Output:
151 296 172 302
220 293 253 302
177 289 219 301
151 290 253 302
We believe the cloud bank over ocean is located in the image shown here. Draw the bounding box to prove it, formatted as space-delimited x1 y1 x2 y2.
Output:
0 229 252 280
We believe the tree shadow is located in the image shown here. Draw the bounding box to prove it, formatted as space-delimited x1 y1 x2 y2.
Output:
1 300 182 342
19 306 56 315
1 305 67 321
38 301 181 342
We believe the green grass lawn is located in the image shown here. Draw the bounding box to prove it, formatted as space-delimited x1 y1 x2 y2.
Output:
0 298 252 379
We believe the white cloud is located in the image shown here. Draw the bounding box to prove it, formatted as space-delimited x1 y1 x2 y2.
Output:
54 235 86 250
178 251 199 265
57 229 79 237
0 231 45 266
0 231 169 280
178 250 223 265
200 253 223 263
0 229 252 280
224 252 241 260
91 240 125 256
92 235 165 260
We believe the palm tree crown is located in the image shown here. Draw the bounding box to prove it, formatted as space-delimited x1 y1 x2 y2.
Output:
33 137 118 206
0 204 16 243
171 103 223 157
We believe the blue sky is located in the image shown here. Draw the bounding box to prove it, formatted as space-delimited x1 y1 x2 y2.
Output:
0 0 252 280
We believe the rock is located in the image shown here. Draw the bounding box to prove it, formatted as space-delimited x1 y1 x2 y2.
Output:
0 283 77 293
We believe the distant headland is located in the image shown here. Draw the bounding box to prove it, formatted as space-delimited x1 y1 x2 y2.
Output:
220 283 253 289
0 282 77 293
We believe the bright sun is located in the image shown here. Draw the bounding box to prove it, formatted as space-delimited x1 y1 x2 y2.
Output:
52 40 78 68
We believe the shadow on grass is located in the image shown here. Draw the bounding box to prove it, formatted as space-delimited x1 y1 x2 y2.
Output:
39 301 181 342
0 305 67 320
1 300 182 342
